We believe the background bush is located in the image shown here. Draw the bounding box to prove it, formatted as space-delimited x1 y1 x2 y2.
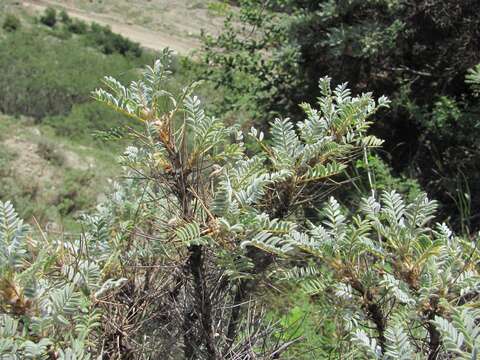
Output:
86 22 142 57
39 7 57 27
2 14 21 32
202 0 480 231
67 19 88 34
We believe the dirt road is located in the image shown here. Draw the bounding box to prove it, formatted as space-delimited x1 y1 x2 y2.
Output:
21 0 223 55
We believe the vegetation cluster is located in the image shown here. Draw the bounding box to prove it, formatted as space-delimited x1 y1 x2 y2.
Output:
0 2 479 359
202 0 480 232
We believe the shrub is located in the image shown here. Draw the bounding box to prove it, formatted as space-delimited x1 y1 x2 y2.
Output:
55 169 94 216
1 51 478 360
36 139 65 166
67 19 88 34
2 14 21 32
59 9 70 24
87 22 142 57
90 50 389 358
39 7 57 27
90 52 480 359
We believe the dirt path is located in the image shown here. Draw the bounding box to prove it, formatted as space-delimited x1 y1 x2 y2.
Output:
21 0 221 55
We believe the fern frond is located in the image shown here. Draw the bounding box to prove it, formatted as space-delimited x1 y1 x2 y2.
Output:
22 338 52 359
281 266 321 281
384 324 413 360
47 284 83 326
323 197 346 241
303 162 346 182
352 329 381 359
302 278 328 296
235 173 272 206
335 283 354 300
333 82 352 104
380 274 414 305
211 178 234 216
292 227 330 256
241 232 293 256
175 221 209 246
466 63 480 96
361 135 384 147
433 315 469 358
381 191 406 227
0 315 18 338
0 201 28 270
270 118 301 166
405 193 437 229
185 96 228 157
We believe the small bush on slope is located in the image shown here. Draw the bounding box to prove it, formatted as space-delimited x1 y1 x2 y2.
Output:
39 7 57 27
2 14 20 32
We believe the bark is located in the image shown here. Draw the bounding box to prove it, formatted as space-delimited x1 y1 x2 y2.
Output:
426 296 441 360
189 244 219 359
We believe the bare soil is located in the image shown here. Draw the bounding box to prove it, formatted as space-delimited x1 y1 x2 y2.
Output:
21 0 225 55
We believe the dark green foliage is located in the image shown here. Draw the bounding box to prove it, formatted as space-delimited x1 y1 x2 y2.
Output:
40 10 141 56
67 19 88 34
86 22 142 57
2 14 21 32
59 9 71 24
39 7 57 27
203 0 480 230
55 11 142 55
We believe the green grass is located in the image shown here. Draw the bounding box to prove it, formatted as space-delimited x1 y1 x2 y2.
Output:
0 116 120 230
0 28 149 121
0 20 143 228
265 285 343 359
0 13 222 231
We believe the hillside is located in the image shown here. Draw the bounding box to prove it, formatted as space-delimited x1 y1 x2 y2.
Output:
0 115 118 230
0 6 220 228
19 0 225 54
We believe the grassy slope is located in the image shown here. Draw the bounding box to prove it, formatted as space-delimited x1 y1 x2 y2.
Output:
24 0 225 36
0 10 135 228
0 115 119 230
0 7 222 230
18 0 227 54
